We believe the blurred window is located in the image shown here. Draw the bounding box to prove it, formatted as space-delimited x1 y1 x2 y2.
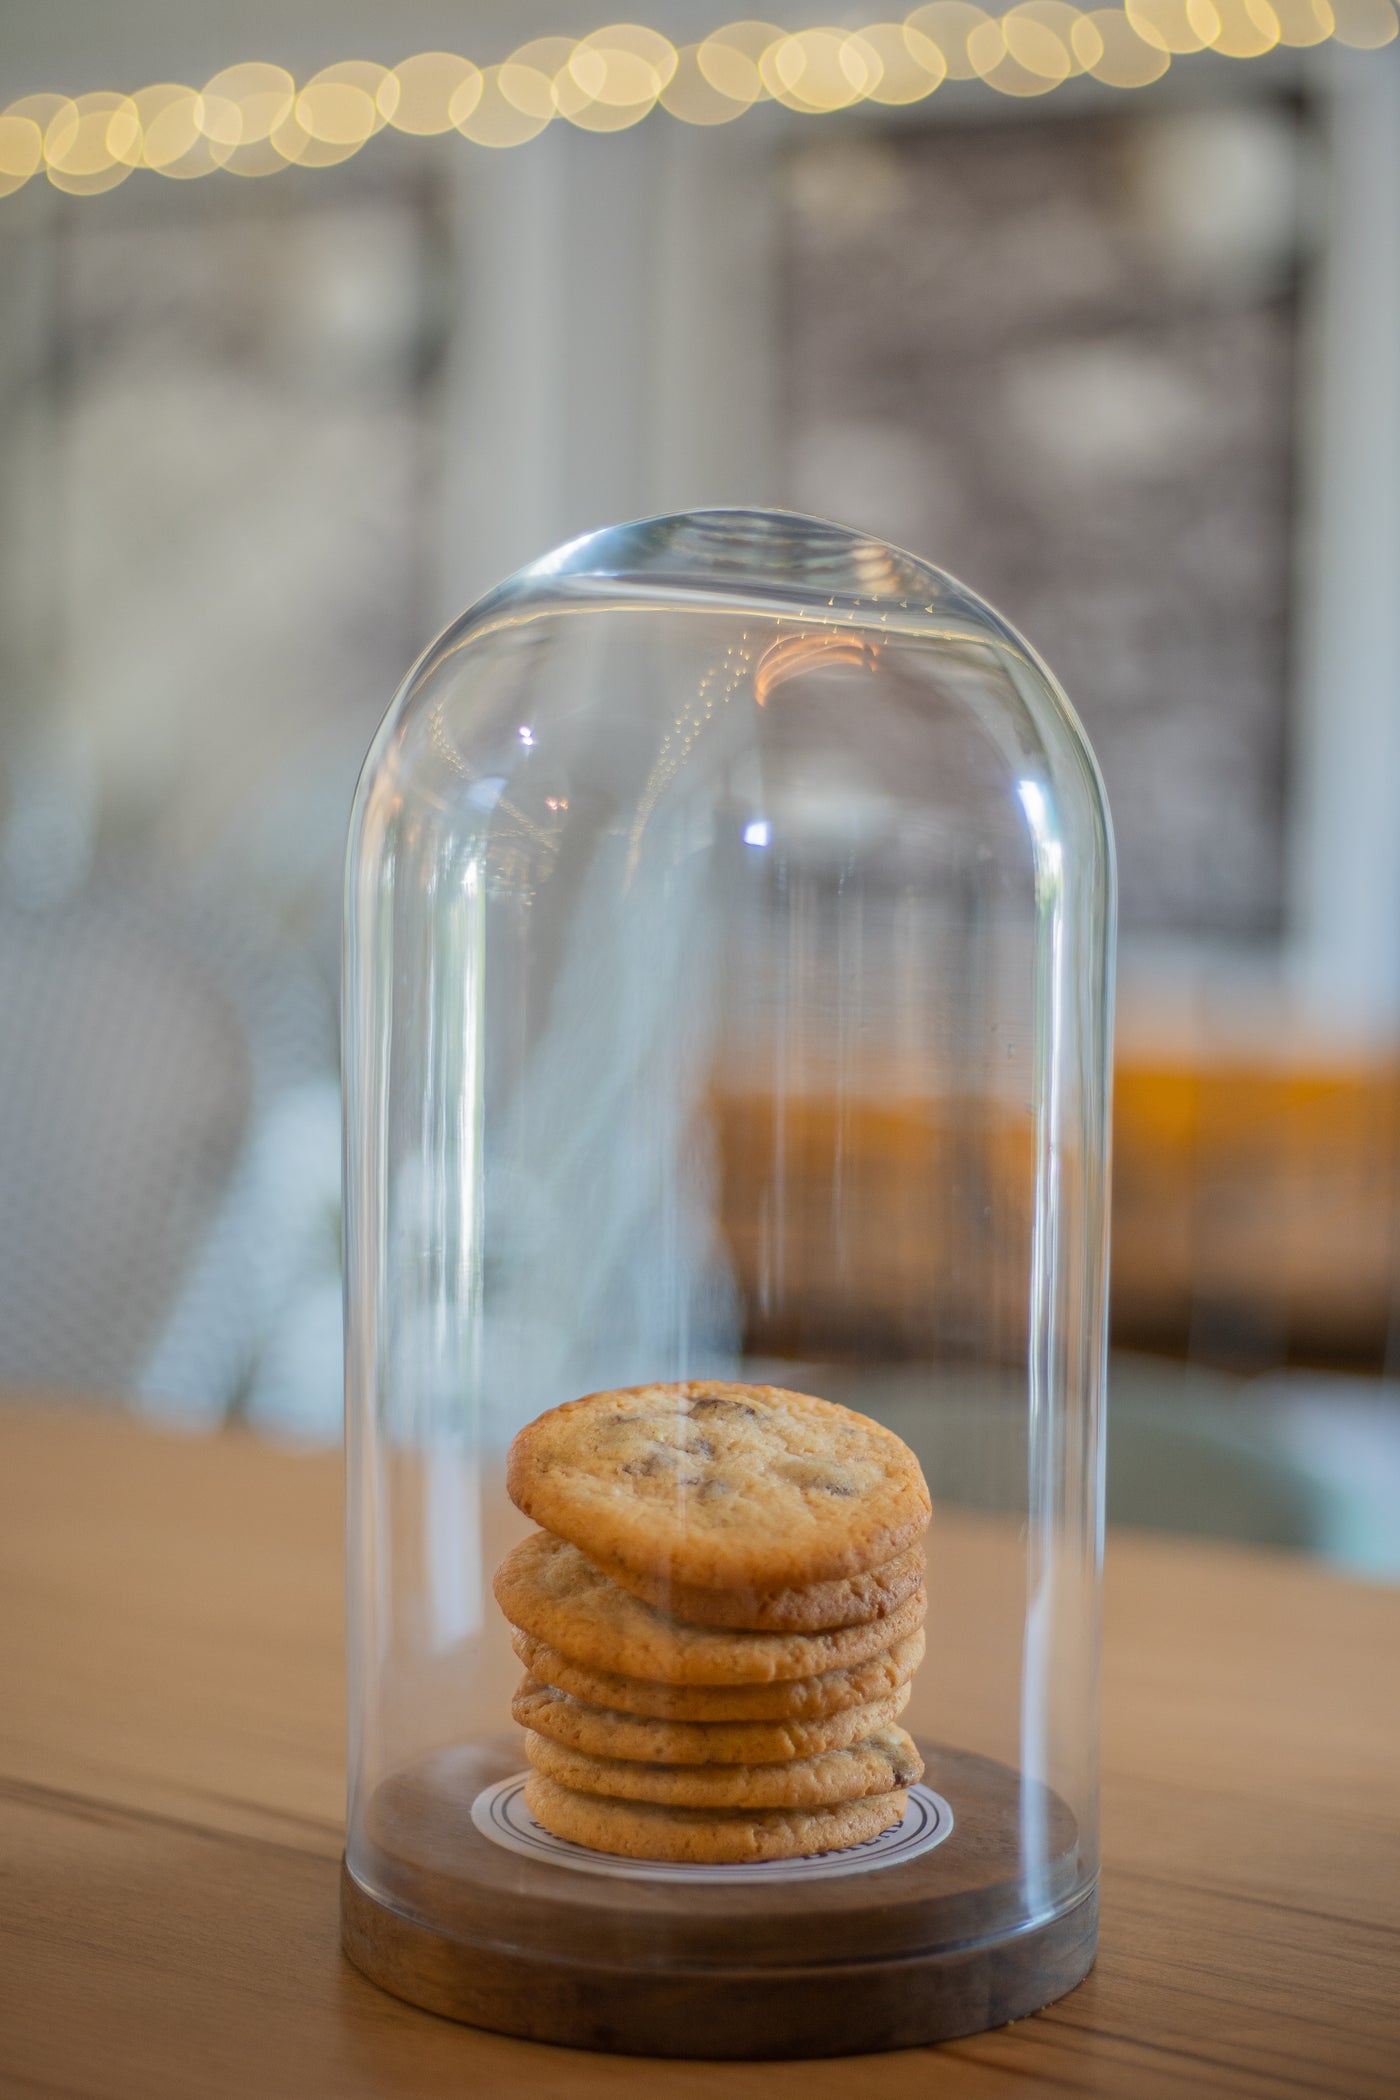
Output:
782 103 1308 941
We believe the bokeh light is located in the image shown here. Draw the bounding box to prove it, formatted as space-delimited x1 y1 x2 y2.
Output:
698 21 785 100
592 22 682 93
1 7 1398 204
1268 0 1334 41
498 53 562 124
904 3 997 79
659 45 755 122
262 62 388 169
1007 2 1092 72
126 86 203 177
761 29 873 111
0 97 67 197
297 62 392 145
505 36 580 113
454 65 553 147
1205 0 1282 54
1127 0 1220 49
842 32 890 97
559 23 676 128
1072 7 1175 77
385 53 482 136
860 22 949 99
198 62 293 179
1328 0 1398 41
45 92 142 195
969 9 1074 86
202 62 293 141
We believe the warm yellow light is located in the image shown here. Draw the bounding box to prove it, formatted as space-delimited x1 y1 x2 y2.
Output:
4 2 1400 206
762 28 871 110
4 93 73 140
567 24 675 117
1072 6 1174 77
271 109 363 169
1002 9 1074 68
852 22 948 99
0 114 42 179
904 2 997 78
659 44 754 121
202 62 293 142
127 85 197 172
0 98 62 194
505 37 604 130
386 53 482 135
698 21 784 99
969 8 1074 84
297 62 392 145
446 69 486 130
45 92 142 194
498 58 559 122
1202 0 1281 54
597 22 681 90
843 32 891 94
1006 1 1091 72
1268 0 1334 41
570 35 649 100
1127 0 1219 48
559 26 674 127
196 63 294 177
1329 0 1398 41
454 65 553 146
107 101 142 165
127 85 240 178
504 36 580 108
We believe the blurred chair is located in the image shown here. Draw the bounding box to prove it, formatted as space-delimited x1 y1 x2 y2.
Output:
0 887 333 1424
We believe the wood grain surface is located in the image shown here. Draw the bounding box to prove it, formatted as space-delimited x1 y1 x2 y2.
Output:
1 1399 1397 2097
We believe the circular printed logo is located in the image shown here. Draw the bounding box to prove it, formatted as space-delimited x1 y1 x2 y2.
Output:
471 1772 954 1885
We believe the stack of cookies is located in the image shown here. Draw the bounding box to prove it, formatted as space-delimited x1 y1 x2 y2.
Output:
493 1380 930 1864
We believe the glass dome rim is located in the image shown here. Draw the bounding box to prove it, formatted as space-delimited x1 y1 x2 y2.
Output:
474 505 1038 649
354 506 1115 872
408 506 1094 724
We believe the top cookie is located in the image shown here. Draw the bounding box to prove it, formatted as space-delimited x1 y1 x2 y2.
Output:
507 1381 930 1590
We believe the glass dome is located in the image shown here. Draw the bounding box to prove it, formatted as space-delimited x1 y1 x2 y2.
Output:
341 509 1115 2057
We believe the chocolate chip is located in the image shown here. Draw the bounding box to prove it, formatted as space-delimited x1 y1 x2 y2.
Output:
620 1451 672 1479
687 1393 758 1419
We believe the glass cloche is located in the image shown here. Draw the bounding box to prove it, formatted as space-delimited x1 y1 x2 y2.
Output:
341 510 1115 2057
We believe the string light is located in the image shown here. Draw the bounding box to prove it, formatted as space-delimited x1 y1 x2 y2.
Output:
1 2 1395 199
906 5 997 79
1126 0 1218 53
1073 9 1174 76
660 46 753 122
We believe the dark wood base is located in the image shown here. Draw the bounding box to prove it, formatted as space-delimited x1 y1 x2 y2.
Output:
341 1736 1098 2058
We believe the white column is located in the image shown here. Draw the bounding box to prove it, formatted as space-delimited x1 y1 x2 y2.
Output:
1289 46 1400 1037
433 112 781 621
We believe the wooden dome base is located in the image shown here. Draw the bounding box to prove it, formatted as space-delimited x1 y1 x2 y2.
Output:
341 1735 1097 2059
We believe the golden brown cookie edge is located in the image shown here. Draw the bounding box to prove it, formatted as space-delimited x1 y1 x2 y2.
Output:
522 1771 910 1863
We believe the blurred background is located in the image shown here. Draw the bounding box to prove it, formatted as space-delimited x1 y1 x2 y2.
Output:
1 4 1397 1574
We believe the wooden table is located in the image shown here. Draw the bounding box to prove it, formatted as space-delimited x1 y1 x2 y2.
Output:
1 1401 1397 2098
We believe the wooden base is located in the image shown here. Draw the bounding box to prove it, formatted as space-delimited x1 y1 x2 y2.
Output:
341 1736 1097 2057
